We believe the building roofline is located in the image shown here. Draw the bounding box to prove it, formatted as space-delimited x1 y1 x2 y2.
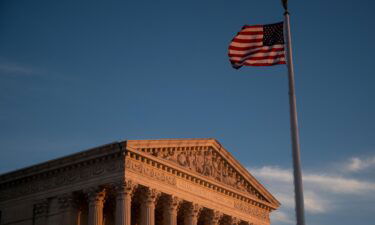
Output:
0 138 280 208
0 138 214 182
0 142 121 183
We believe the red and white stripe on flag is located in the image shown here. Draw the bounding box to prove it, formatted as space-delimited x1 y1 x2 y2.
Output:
228 22 286 69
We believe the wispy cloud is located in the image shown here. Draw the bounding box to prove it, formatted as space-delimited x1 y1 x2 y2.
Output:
254 166 375 194
256 166 375 212
0 62 40 77
344 156 375 172
247 155 375 225
0 61 74 82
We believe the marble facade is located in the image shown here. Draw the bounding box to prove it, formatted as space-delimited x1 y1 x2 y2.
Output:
0 139 280 225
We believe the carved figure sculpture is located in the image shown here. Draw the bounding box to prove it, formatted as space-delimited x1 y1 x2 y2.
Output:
203 150 213 176
195 151 204 174
177 152 187 167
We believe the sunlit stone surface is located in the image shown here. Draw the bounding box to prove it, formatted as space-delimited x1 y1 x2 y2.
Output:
0 139 280 225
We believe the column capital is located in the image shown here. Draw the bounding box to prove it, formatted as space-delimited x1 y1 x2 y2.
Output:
58 193 78 211
231 217 241 225
165 196 181 212
86 187 106 225
86 187 106 206
184 203 202 225
142 187 161 206
114 179 137 196
187 203 202 218
211 210 223 225
33 199 49 217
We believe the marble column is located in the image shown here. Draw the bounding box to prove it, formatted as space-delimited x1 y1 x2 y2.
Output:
184 204 201 225
140 188 159 225
115 180 137 225
163 196 180 225
34 200 49 225
210 211 223 225
87 187 106 225
58 193 79 225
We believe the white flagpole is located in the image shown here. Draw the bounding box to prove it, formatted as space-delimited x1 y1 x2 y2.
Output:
282 1 306 225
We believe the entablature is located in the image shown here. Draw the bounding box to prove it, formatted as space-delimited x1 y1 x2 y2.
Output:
0 143 124 201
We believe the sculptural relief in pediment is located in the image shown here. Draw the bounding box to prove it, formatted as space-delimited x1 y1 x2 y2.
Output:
138 146 266 202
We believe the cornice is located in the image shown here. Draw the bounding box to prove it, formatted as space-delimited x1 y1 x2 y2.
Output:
210 140 281 207
0 142 123 186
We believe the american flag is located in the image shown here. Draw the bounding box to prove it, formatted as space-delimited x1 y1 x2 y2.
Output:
228 22 286 68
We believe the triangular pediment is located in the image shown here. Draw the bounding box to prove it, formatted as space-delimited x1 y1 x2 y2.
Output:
126 139 280 208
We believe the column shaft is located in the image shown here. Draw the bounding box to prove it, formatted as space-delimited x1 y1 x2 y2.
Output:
115 180 136 225
58 194 79 225
87 188 106 225
140 188 159 225
184 204 201 225
142 201 155 225
163 209 177 225
163 196 179 225
88 202 104 225
62 208 79 225
115 192 132 225
185 215 197 225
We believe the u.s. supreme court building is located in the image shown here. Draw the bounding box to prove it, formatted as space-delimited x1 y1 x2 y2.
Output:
0 139 280 225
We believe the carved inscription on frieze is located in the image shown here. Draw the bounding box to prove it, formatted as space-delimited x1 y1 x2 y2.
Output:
234 201 269 222
125 159 176 186
176 179 234 207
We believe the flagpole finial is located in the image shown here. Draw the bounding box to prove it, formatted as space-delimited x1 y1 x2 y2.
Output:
281 0 289 14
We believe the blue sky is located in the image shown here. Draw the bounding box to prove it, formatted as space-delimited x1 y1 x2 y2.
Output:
0 0 374 225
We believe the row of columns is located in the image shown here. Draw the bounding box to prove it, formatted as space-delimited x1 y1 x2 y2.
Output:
33 180 249 225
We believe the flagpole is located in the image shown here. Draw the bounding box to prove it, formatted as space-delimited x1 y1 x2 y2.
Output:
282 1 306 225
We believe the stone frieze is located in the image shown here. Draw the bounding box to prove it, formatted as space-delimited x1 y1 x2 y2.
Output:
125 159 176 186
176 179 234 207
